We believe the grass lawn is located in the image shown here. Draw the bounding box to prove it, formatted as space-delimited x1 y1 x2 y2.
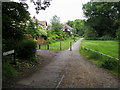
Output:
37 37 80 50
80 40 119 76
80 40 119 58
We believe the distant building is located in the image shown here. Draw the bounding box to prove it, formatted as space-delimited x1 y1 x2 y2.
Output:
38 21 47 29
32 16 47 30
62 24 73 33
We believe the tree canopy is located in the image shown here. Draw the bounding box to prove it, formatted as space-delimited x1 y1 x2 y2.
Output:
50 15 63 36
82 2 120 39
2 2 30 40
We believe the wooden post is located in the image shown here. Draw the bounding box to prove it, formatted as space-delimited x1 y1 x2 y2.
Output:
13 50 16 65
47 44 49 50
60 42 62 50
39 45 41 49
70 42 72 51
74 37 75 42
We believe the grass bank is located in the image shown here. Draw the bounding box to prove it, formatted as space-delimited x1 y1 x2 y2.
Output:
80 40 119 76
37 37 80 50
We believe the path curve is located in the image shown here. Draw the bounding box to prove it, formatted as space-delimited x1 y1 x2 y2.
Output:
16 38 119 88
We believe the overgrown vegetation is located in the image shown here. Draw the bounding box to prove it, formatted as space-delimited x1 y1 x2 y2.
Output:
2 2 39 83
80 40 119 76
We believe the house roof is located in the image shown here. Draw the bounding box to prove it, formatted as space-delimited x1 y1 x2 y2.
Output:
63 24 73 30
32 16 47 26
39 21 47 26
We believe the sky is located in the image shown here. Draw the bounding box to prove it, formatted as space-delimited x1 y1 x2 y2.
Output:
13 0 90 24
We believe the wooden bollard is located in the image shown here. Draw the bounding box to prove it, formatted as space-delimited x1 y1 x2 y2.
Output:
60 42 62 50
39 45 41 49
47 44 49 50
70 42 72 51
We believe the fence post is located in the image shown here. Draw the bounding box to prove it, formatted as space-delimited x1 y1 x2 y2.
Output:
13 50 16 65
70 42 72 51
47 44 49 50
60 42 62 50
74 37 75 42
39 45 41 49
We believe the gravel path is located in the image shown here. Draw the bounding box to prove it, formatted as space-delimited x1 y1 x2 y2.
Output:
16 38 119 88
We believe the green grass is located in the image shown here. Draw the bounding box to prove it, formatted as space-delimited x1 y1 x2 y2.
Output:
80 40 118 58
80 40 119 76
37 37 80 50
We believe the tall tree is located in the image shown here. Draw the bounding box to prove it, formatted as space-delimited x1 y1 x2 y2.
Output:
2 2 30 51
50 15 63 36
2 2 30 40
82 2 120 38
66 19 85 36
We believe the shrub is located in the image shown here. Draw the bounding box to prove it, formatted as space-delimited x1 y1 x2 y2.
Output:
16 39 37 60
3 62 19 80
100 35 115 40
101 58 118 70
2 38 16 52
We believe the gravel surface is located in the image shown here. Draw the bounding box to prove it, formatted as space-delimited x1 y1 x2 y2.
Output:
15 38 119 88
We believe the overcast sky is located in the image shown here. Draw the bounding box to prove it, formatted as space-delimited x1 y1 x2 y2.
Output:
14 0 90 24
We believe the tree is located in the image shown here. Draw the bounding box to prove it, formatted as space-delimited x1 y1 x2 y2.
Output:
25 19 47 39
82 2 120 39
66 19 85 36
2 2 30 51
50 15 63 36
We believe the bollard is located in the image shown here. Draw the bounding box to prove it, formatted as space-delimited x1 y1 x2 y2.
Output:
39 45 41 49
47 44 49 50
13 51 16 65
70 42 72 51
60 42 62 50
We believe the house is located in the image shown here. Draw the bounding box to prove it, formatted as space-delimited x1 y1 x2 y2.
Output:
32 16 47 30
38 21 47 30
62 24 73 34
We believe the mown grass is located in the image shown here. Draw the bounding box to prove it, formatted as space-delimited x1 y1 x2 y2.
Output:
37 37 80 50
80 40 119 76
80 40 118 58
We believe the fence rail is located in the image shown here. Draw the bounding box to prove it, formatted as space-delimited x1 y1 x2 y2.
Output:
81 46 119 60
38 41 73 51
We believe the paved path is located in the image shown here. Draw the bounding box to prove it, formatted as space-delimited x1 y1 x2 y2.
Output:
17 38 119 88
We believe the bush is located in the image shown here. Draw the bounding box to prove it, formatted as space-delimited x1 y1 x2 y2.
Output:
2 38 16 52
100 35 115 40
16 39 37 60
3 62 19 80
101 58 118 70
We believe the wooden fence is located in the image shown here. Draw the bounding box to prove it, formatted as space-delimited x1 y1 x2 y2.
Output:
38 42 73 51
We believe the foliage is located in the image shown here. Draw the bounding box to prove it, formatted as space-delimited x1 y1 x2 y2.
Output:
80 40 119 75
50 15 63 37
99 35 115 40
16 39 37 60
3 62 19 80
101 58 118 70
66 19 85 36
25 19 47 38
82 2 120 39
2 2 30 41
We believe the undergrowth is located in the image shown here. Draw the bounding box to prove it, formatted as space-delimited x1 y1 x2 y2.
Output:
80 47 120 76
